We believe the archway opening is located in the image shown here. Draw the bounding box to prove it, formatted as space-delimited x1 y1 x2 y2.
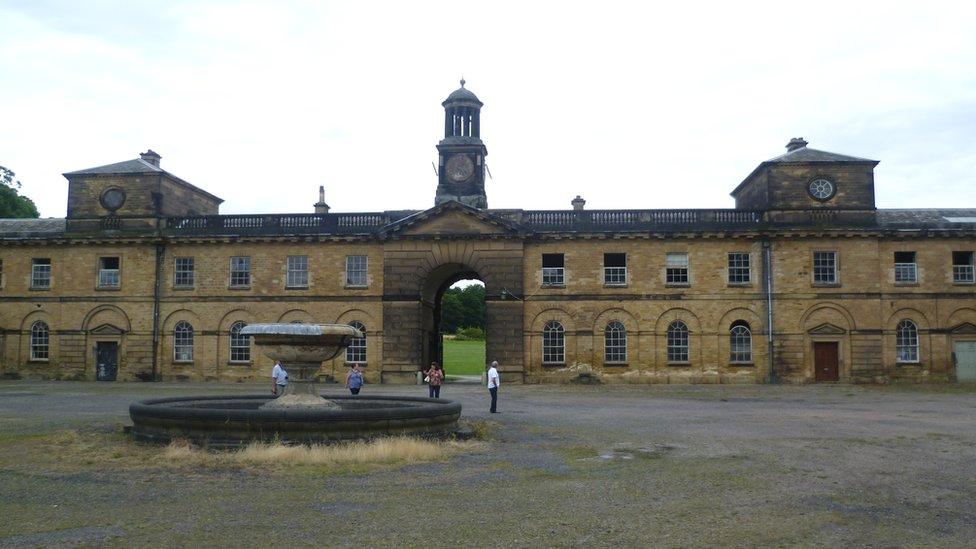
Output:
421 263 486 380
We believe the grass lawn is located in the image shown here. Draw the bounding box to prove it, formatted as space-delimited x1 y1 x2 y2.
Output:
442 337 485 375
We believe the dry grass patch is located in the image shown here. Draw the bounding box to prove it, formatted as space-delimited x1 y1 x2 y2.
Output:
0 429 481 475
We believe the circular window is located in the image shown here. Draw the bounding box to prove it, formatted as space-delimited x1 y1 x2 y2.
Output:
99 188 126 211
808 178 835 201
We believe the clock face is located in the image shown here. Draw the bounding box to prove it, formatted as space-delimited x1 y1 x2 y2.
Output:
445 154 475 182
808 178 835 201
99 187 127 211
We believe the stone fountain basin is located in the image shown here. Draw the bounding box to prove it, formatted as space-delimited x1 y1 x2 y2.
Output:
239 323 363 363
129 394 462 448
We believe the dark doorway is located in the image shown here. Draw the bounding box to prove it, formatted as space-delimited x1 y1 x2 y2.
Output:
814 342 839 382
437 279 486 379
96 342 119 381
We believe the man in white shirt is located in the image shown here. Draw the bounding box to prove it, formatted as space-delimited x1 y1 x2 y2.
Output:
271 360 288 396
486 360 500 413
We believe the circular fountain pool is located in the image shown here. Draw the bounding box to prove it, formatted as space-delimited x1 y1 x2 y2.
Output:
129 394 462 448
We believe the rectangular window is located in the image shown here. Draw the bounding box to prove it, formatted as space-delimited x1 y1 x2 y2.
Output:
174 257 195 288
286 255 308 288
345 255 368 287
97 257 120 288
728 252 751 284
230 256 251 287
666 253 690 285
603 253 626 286
31 258 51 289
542 253 565 286
812 251 837 284
894 251 917 283
953 251 975 283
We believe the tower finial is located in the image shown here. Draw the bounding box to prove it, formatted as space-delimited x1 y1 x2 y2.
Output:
460 77 465 88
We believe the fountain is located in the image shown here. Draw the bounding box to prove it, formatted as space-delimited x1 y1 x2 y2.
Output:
128 324 462 447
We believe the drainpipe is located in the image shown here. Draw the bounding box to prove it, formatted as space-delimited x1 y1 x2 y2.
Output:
763 239 776 383
151 241 164 381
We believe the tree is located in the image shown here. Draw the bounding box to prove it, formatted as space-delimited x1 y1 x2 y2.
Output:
439 284 486 333
440 290 465 333
0 166 40 218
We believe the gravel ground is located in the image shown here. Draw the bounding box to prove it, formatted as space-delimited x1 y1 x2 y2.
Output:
2 380 976 547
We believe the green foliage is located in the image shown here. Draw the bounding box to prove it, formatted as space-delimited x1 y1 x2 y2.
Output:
455 326 485 341
439 283 485 333
0 166 39 218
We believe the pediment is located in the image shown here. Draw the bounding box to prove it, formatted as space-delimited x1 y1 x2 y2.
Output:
382 201 521 237
951 322 976 334
808 323 846 335
90 323 125 335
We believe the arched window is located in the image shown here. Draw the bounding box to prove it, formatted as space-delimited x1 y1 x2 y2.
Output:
174 321 194 362
30 321 49 360
667 320 689 363
346 321 366 364
896 319 919 363
604 321 627 363
730 321 752 363
229 321 250 363
543 321 565 364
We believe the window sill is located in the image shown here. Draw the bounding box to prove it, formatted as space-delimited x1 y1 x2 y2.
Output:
228 285 251 290
172 360 194 365
173 286 195 291
28 359 50 363
952 281 975 286
667 361 691 366
665 283 691 288
344 285 368 290
285 286 309 290
603 284 628 288
542 363 566 367
604 362 628 367
227 361 252 366
896 361 921 366
541 284 566 289
729 362 755 367
96 286 121 291
893 282 919 287
812 283 841 288
344 362 367 368
29 287 51 291
727 282 752 288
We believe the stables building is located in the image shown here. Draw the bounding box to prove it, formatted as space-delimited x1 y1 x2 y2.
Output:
2 82 976 384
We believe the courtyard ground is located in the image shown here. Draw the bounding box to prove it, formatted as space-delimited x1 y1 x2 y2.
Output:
1 380 975 547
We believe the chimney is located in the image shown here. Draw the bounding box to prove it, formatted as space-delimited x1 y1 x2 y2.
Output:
785 138 808 153
140 149 161 167
314 185 330 214
571 195 586 211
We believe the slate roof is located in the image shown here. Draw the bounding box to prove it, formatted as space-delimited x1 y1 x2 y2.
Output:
0 218 66 238
764 146 878 164
63 158 163 176
877 209 976 230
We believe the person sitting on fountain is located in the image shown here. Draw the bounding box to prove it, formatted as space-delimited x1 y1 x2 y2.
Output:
346 363 364 395
271 360 288 396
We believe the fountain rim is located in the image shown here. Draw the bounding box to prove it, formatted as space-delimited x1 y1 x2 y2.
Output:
129 394 462 422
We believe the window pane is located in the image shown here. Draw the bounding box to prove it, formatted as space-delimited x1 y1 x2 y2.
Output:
174 321 194 361
542 254 564 268
346 321 366 363
98 257 120 287
286 255 308 287
31 258 51 288
667 321 689 362
30 321 49 360
604 321 626 363
953 251 975 283
666 253 689 284
230 256 251 287
896 320 919 363
813 252 837 284
542 321 565 364
894 252 917 283
728 252 751 284
230 321 250 362
345 255 368 287
730 323 752 363
175 257 194 287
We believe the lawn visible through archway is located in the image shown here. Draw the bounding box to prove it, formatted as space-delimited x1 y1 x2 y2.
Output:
442 336 486 376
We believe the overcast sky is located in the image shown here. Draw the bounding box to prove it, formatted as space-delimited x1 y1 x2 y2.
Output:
2 1 974 218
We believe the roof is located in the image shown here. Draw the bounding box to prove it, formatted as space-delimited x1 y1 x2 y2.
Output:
0 218 66 238
763 146 877 164
63 158 163 176
877 209 976 230
443 80 482 106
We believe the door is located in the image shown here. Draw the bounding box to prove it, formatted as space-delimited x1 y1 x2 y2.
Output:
814 342 839 382
96 342 118 381
955 341 976 382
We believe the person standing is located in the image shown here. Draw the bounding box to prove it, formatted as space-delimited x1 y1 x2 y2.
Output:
486 360 500 413
424 361 444 398
346 363 364 395
271 360 288 397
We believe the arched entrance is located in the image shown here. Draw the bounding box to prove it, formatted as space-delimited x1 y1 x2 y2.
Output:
421 263 483 371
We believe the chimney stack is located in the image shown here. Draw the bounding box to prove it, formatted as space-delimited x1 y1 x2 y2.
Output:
140 149 161 167
785 138 808 153
571 195 586 211
314 185 330 214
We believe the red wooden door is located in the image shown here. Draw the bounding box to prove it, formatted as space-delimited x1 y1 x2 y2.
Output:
814 342 839 382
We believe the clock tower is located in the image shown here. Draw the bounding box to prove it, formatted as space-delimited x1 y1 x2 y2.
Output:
435 80 488 209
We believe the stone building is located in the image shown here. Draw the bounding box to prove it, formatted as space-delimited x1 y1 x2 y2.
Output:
2 82 975 384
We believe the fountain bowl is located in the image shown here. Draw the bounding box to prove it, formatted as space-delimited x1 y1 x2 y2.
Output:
129 394 462 448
